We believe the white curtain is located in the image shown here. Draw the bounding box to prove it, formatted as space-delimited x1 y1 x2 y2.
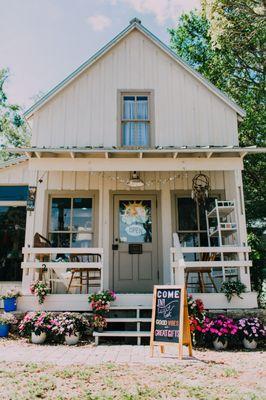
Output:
122 97 149 146
123 98 135 145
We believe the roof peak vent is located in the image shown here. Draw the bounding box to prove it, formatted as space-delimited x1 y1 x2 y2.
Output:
130 17 141 25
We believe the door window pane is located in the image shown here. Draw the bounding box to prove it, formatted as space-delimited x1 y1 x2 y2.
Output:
119 200 152 243
50 198 71 231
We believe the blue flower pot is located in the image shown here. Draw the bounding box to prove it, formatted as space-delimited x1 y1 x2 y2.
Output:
0 324 9 337
4 297 17 312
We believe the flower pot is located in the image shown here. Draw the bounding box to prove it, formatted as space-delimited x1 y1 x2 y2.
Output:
213 337 228 350
0 324 9 337
31 332 46 344
65 332 80 345
243 338 257 350
4 297 17 312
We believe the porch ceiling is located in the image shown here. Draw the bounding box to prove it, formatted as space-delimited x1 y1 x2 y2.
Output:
7 145 265 160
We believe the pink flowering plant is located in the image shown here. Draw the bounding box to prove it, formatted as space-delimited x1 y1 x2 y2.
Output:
88 290 116 315
30 281 50 304
237 317 265 342
51 312 90 337
92 314 107 330
88 290 116 331
202 315 238 344
187 295 205 333
19 311 53 336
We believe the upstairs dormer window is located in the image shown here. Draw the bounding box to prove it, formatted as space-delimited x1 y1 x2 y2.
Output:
121 92 151 147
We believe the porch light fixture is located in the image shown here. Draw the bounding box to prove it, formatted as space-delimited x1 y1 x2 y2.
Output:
127 171 144 188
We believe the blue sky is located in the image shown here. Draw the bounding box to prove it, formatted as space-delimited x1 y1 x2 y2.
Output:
0 0 200 110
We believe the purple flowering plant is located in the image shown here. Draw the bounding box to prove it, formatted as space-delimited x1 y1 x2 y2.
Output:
202 315 238 344
238 317 265 342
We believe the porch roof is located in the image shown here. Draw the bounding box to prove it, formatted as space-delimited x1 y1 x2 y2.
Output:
7 145 265 160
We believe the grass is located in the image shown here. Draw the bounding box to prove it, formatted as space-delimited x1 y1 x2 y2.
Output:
0 360 265 400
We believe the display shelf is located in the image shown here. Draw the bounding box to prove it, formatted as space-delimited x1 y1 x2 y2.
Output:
209 228 238 238
207 201 235 219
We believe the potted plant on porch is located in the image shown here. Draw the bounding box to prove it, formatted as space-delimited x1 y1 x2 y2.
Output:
51 312 90 345
202 315 238 350
88 290 116 332
0 288 21 312
0 313 17 337
19 311 53 344
221 280 247 302
237 317 265 349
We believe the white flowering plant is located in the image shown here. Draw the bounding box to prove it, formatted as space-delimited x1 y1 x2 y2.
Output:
0 288 21 300
0 313 17 325
30 281 50 304
51 312 90 337
237 317 265 342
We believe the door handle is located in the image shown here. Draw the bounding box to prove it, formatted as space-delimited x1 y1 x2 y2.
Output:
112 244 119 250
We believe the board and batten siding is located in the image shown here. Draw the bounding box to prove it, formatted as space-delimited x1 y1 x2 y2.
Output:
31 29 239 148
0 161 32 185
28 170 228 287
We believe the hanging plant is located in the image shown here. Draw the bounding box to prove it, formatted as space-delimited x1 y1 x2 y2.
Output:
30 281 50 304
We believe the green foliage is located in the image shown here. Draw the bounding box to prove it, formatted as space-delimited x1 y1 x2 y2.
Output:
0 68 30 161
221 280 247 302
169 2 265 297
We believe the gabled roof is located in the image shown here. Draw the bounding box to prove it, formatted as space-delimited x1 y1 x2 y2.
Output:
24 18 245 118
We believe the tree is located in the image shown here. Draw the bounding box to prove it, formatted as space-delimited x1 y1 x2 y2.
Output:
0 68 30 161
168 1 265 303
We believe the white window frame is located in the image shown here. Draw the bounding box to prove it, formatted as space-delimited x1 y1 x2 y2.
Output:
118 90 154 147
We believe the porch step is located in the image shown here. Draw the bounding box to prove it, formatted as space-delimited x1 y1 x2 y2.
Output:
93 330 150 345
106 317 151 323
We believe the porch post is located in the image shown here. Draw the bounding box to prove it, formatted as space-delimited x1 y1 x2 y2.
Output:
161 187 172 284
233 170 251 291
22 170 38 294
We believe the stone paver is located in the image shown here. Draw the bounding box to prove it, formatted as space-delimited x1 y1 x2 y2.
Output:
0 340 197 365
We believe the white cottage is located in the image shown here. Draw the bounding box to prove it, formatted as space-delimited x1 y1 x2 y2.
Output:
0 19 264 332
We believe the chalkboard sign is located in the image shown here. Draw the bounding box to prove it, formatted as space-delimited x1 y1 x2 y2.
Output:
150 285 192 359
153 287 181 343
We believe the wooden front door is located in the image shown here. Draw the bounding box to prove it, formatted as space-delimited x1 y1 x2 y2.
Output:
113 195 159 293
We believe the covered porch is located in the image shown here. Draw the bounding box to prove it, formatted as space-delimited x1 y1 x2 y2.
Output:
7 146 259 311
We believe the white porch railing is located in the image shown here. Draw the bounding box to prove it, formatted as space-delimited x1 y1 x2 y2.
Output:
22 247 104 293
170 233 252 287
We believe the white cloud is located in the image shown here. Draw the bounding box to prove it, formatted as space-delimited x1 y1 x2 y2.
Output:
86 14 112 31
116 0 200 25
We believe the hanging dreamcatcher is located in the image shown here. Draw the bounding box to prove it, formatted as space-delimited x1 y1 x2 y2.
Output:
191 173 210 205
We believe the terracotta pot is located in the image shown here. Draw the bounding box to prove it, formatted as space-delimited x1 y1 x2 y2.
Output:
243 338 257 350
31 332 46 344
65 332 80 345
213 337 228 350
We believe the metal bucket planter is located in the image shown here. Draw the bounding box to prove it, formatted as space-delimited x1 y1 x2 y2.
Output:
243 338 257 350
0 324 10 337
31 332 46 344
4 297 17 312
213 337 228 350
65 332 80 345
